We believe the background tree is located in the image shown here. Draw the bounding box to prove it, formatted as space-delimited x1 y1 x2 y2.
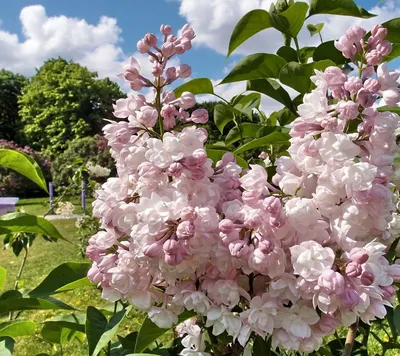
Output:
19 58 125 156
0 69 28 143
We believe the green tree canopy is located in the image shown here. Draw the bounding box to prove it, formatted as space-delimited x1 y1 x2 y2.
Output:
0 69 28 143
19 58 125 156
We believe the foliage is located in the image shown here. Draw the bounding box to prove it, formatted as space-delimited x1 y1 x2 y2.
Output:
18 58 125 156
51 135 114 192
76 214 101 257
0 70 28 144
0 141 51 198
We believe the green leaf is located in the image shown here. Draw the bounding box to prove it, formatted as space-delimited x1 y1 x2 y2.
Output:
44 314 86 334
206 149 248 169
247 79 294 113
0 213 68 242
377 106 400 114
220 54 286 85
309 0 376 18
225 123 263 146
40 322 81 345
0 296 74 314
278 2 309 37
134 311 196 353
307 23 324 37
313 41 347 65
234 132 291 155
0 337 14 356
382 17 400 43
394 305 400 333
227 9 272 56
86 306 131 356
276 46 298 62
277 108 297 126
233 93 261 119
0 320 36 337
29 262 91 297
299 46 316 64
279 60 335 93
0 149 48 193
0 268 5 292
214 103 235 133
173 78 214 97
253 335 271 356
385 43 400 62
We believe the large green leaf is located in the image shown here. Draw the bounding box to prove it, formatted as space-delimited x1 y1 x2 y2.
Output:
173 78 214 97
278 2 309 37
233 93 261 119
276 46 298 62
214 103 235 133
382 17 400 43
225 123 263 146
29 262 91 297
394 305 400 333
0 268 5 292
86 306 131 356
309 0 375 18
206 149 248 169
385 43 400 62
299 46 316 64
227 9 272 56
0 320 36 338
44 314 86 334
313 41 347 65
0 337 14 356
234 132 291 154
0 149 48 193
0 213 67 242
253 335 271 356
220 54 286 85
279 60 335 93
247 78 294 112
0 296 74 314
41 322 82 345
134 311 195 353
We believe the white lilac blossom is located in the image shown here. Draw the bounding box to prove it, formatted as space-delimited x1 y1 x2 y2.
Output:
86 23 400 353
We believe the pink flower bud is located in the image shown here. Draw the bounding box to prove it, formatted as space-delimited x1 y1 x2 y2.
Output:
219 219 234 233
318 269 345 295
137 106 158 128
176 221 195 240
137 39 150 54
220 231 239 246
138 162 161 179
318 314 338 334
258 239 275 254
263 196 282 216
181 24 195 40
192 149 208 165
341 288 360 308
362 65 375 78
152 63 164 77
178 92 195 109
161 42 175 58
160 24 172 35
163 91 176 104
165 67 176 80
336 101 359 121
360 271 375 286
165 253 183 265
376 41 392 56
381 285 396 299
163 116 176 130
191 167 206 180
345 262 362 278
364 78 381 93
371 24 388 40
177 108 190 121
130 79 143 91
163 239 180 254
144 33 158 47
344 76 362 94
382 88 400 106
349 248 369 264
143 242 162 258
387 264 400 281
176 64 192 78
229 240 250 258
356 88 375 108
181 206 196 221
366 49 383 66
323 66 347 90
168 162 183 177
190 109 208 124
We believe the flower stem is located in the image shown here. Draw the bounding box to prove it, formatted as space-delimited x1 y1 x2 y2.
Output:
156 82 164 137
341 319 359 356
10 245 29 320
294 37 301 62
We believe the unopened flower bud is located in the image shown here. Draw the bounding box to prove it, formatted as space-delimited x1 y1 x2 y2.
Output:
366 49 382 66
178 91 195 109
190 109 208 124
219 219 234 233
363 78 381 93
176 64 192 78
318 314 338 334
258 239 275 254
382 88 400 106
192 149 208 165
144 33 158 47
341 288 360 308
165 253 183 265
160 24 172 35
345 262 362 278
163 239 180 254
381 285 396 299
130 79 143 91
176 221 195 240
376 41 392 56
168 162 183 177
161 42 175 58
360 271 375 286
229 240 250 258
152 63 164 77
371 24 388 41
349 248 369 264
143 242 162 258
344 76 362 94
137 39 150 54
180 207 196 222
165 67 176 80
318 269 345 295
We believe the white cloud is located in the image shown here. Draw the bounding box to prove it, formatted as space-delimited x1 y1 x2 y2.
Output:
0 5 125 80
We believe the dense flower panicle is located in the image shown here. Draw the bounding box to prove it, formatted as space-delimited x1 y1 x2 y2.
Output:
87 23 400 353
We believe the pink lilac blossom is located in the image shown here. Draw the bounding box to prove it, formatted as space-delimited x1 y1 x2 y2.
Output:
87 23 400 354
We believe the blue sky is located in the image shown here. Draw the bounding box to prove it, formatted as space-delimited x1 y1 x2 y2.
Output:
0 0 399 108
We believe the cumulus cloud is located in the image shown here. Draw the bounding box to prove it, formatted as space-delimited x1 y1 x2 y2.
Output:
0 5 126 79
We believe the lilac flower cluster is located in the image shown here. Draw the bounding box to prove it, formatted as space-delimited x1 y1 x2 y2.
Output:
86 24 400 353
